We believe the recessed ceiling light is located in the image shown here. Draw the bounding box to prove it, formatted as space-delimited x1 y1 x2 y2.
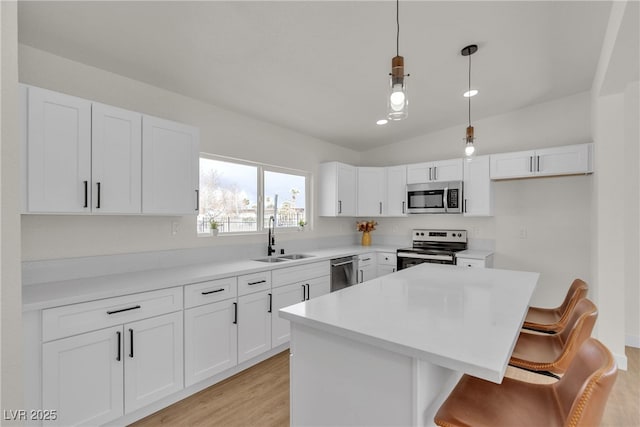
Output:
377 119 388 125
463 89 478 98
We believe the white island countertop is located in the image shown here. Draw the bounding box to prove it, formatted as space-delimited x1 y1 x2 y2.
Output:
280 263 538 383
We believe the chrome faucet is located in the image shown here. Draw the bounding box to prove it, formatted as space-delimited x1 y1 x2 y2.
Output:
267 216 276 256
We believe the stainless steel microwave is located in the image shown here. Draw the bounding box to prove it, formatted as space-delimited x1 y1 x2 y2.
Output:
406 181 463 214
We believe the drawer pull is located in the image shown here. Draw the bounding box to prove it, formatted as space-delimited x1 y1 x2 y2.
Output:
107 305 141 315
361 258 371 262
268 293 272 313
248 279 266 286
201 288 225 295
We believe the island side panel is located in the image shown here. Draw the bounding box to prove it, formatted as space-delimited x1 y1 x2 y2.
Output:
290 323 455 427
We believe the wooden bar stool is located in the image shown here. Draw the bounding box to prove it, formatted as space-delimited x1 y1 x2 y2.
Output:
523 278 588 334
510 298 597 378
434 338 617 427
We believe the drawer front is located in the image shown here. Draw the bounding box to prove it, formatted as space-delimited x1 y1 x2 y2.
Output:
272 261 330 288
237 271 271 296
358 254 374 267
377 252 397 266
456 258 486 268
184 277 237 309
42 287 183 342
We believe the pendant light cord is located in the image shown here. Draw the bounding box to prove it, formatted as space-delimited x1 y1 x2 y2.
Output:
396 0 400 56
468 52 471 126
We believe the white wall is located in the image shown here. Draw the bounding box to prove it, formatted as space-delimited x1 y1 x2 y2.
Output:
18 45 361 261
363 93 594 308
1 0 24 417
624 81 639 347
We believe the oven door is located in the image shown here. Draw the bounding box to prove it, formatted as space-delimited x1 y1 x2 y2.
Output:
396 251 455 270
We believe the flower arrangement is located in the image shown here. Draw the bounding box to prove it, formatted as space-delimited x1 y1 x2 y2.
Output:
356 220 378 233
209 218 219 230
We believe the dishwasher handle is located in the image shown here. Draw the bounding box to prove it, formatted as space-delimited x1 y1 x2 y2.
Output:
331 260 355 267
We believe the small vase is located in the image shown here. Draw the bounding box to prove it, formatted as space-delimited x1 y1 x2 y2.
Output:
210 228 219 236
361 231 371 246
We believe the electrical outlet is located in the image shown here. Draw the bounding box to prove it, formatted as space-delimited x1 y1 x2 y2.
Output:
171 221 179 236
518 228 527 239
472 227 480 237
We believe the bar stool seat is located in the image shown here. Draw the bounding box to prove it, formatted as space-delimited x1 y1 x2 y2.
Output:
510 298 597 376
523 279 588 334
434 338 617 427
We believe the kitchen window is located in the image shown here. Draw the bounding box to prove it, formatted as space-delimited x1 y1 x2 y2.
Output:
198 155 309 234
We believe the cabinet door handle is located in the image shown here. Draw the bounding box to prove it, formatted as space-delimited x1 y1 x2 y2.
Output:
338 200 342 214
402 201 405 214
129 328 134 358
201 288 225 295
379 202 382 214
83 180 88 208
268 293 272 313
96 182 101 209
428 167 432 181
536 156 540 172
195 189 199 211
301 284 306 302
434 167 437 181
359 269 363 283
392 268 396 272
464 198 467 213
107 305 141 315
248 279 266 286
233 302 238 324
116 331 121 362
305 284 310 301
529 156 533 173
361 257 371 262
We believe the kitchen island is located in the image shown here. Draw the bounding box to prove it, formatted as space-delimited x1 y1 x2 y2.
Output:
279 263 539 427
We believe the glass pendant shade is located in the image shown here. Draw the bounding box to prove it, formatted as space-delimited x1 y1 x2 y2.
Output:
388 55 408 120
464 125 476 157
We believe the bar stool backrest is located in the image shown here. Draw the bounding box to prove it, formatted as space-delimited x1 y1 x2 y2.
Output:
554 338 617 427
557 279 589 329
556 298 598 373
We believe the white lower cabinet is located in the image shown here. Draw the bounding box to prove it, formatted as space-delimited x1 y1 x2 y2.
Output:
124 312 184 413
184 299 238 387
40 288 183 425
42 326 124 426
358 253 377 283
307 275 330 299
237 290 272 364
271 283 306 347
377 252 397 277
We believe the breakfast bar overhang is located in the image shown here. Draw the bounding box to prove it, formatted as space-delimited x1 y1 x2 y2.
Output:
280 264 539 426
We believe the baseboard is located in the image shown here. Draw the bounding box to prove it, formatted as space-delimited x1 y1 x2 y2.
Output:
626 334 640 348
614 352 628 371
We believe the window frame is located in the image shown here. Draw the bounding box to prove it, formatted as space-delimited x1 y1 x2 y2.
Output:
198 153 311 236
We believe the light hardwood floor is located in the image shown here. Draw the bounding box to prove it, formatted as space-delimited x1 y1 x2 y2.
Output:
131 347 639 427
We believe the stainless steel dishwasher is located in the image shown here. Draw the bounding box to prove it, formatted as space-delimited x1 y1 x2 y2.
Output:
330 256 358 292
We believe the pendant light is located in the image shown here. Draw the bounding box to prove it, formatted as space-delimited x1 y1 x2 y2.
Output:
387 0 408 121
461 44 478 157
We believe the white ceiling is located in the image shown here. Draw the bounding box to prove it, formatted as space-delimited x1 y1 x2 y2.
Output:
17 1 612 152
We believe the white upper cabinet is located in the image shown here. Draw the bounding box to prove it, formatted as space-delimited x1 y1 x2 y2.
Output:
385 165 408 216
406 158 463 184
357 167 386 216
26 86 92 213
142 116 200 215
490 143 593 180
319 162 357 216
463 155 494 217
22 85 200 215
92 103 142 213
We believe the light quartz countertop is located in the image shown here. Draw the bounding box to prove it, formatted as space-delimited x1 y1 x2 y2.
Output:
22 245 398 312
280 263 537 383
456 249 494 260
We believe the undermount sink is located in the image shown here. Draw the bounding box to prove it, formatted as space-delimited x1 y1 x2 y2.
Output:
278 253 315 260
254 257 290 263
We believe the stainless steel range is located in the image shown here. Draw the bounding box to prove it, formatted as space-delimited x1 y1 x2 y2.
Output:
397 229 467 270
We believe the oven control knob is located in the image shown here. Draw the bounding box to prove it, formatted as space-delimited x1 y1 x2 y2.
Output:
458 233 462 237
420 232 424 236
